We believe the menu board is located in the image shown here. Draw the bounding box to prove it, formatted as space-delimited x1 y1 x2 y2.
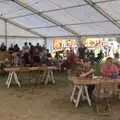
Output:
85 38 104 48
53 39 77 51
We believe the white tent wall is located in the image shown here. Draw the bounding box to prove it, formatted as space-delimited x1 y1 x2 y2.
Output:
0 19 5 35
0 18 45 49
0 39 6 45
0 38 44 49
46 39 53 52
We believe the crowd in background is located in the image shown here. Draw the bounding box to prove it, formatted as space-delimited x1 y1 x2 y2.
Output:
0 42 120 74
0 42 51 66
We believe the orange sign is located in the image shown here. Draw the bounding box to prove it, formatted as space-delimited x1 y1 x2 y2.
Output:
85 38 104 48
53 40 62 50
53 39 77 50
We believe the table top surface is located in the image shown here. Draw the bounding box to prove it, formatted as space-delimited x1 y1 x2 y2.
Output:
71 76 120 85
5 66 58 72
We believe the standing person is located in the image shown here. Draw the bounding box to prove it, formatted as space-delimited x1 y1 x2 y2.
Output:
95 50 104 63
61 50 76 71
29 42 34 65
36 43 40 52
14 44 20 52
8 44 14 54
22 42 30 66
78 44 86 63
66 50 76 69
34 43 40 65
45 49 52 66
0 42 6 51
55 52 60 60
13 44 20 66
23 42 29 52
8 44 14 65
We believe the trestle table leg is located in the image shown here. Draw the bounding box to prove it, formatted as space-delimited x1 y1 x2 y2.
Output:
75 86 83 108
7 72 14 88
13 72 21 87
41 71 47 83
84 86 92 106
50 70 55 84
70 85 77 102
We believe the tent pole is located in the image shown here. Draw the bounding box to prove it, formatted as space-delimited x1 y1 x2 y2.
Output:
5 19 7 48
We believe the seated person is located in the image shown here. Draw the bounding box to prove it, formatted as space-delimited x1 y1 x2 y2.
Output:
80 60 94 78
74 59 95 98
100 57 119 78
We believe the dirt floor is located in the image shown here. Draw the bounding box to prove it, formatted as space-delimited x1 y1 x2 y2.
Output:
0 71 120 120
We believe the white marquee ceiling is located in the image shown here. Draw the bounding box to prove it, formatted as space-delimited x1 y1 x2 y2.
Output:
0 0 119 38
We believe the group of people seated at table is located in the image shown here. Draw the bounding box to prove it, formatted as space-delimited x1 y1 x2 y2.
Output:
78 57 119 78
70 53 120 99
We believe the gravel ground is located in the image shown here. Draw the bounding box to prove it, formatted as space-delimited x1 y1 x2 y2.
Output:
0 71 120 120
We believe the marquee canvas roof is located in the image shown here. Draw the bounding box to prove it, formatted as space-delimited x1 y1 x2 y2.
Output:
0 0 120 39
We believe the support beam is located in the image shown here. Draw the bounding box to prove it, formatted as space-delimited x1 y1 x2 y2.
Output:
46 36 81 39
94 0 120 4
9 13 33 19
28 25 56 30
0 34 118 39
0 0 11 3
12 0 80 37
79 34 120 38
27 20 109 29
35 0 116 14
0 16 46 39
84 0 120 29
9 0 117 18
47 34 120 39
0 35 44 39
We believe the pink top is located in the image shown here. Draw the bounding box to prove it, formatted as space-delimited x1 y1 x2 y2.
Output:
100 64 119 77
